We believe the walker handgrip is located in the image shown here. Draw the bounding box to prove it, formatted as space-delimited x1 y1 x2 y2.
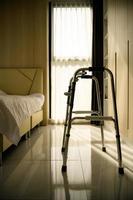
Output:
89 67 104 72
81 75 93 79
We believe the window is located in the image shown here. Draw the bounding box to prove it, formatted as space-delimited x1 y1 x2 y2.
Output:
50 3 93 123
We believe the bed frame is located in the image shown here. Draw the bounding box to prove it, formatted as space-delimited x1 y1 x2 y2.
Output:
0 67 44 165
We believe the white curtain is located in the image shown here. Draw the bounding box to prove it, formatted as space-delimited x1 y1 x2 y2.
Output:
51 4 93 123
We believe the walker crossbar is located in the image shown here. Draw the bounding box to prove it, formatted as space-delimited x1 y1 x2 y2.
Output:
61 67 124 175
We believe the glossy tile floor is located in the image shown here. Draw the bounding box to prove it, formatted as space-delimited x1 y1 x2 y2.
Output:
1 125 133 200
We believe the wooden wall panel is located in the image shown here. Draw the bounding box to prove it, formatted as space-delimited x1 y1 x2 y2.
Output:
0 0 49 124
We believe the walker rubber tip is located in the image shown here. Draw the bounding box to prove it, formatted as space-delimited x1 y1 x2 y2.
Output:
62 165 67 172
102 147 106 152
119 167 124 175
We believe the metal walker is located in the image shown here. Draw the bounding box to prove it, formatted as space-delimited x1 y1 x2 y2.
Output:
61 67 124 175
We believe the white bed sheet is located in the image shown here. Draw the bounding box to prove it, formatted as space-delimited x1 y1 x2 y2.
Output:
0 93 44 145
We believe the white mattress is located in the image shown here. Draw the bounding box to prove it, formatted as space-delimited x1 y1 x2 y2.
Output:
0 93 44 145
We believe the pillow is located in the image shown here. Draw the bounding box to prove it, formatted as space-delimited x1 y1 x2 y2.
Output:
0 89 7 95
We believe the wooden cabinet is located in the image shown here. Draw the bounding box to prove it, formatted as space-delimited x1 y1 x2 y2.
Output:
127 0 133 143
127 0 133 42
115 0 128 137
105 0 133 144
128 42 133 144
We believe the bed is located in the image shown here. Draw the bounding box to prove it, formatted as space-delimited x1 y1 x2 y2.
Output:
0 68 44 165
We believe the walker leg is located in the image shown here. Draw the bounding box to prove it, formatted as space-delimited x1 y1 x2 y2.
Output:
62 104 70 152
62 81 72 152
100 123 106 152
28 130 31 138
62 111 73 172
94 76 106 152
114 121 124 175
62 81 76 171
108 68 124 174
0 152 2 166
62 133 70 172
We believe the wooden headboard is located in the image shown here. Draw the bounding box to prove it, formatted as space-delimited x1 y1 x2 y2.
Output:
0 67 43 95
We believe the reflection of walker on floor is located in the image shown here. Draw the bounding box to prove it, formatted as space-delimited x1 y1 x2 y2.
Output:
61 67 124 175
